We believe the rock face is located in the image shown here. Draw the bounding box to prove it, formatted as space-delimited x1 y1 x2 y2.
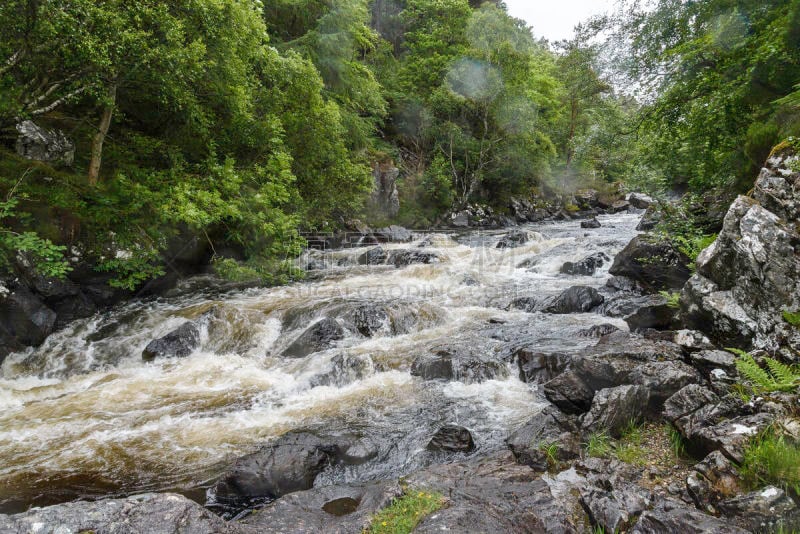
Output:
632 498 750 533
560 252 610 276
369 163 400 218
142 322 200 361
411 347 508 384
628 192 653 209
427 424 476 453
0 493 245 534
680 146 800 357
515 349 569 384
15 120 75 166
496 229 531 249
0 285 57 357
581 384 649 436
506 405 581 470
609 235 691 291
283 318 344 358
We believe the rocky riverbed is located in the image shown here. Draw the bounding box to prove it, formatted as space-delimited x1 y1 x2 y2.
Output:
1 150 800 533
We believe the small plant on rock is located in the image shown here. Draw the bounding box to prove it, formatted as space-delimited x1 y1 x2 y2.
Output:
585 431 612 458
730 348 800 394
740 427 800 495
369 490 445 534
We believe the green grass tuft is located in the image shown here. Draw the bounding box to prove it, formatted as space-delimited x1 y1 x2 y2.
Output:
368 490 445 534
783 310 800 328
666 424 686 459
740 428 800 495
585 431 612 458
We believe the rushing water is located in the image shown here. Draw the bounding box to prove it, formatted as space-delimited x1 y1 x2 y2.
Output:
0 212 640 513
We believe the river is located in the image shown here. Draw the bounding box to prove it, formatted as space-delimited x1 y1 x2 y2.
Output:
0 212 640 513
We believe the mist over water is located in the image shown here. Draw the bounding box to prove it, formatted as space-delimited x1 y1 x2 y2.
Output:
0 212 639 512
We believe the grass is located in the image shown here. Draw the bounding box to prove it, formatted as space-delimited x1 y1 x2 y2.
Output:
783 310 800 328
659 290 681 309
538 441 560 469
740 427 800 495
615 420 648 466
585 430 612 458
585 422 688 467
667 423 687 459
368 490 445 534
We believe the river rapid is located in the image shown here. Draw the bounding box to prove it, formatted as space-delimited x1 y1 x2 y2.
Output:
0 213 640 513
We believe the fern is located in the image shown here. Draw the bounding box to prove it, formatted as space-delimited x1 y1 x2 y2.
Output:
730 348 800 393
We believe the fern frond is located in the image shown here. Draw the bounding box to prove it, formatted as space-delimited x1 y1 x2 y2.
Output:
765 358 800 391
732 350 774 391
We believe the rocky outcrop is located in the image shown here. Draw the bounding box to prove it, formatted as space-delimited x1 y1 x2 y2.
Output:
544 286 604 314
680 145 800 357
507 405 581 470
628 192 653 209
581 384 649 436
411 346 508 384
496 229 531 249
609 235 691 291
0 493 245 534
16 120 75 166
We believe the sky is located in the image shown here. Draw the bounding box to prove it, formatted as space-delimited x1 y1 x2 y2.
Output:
504 0 617 43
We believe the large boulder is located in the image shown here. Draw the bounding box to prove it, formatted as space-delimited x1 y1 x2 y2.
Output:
388 249 440 267
15 120 75 166
496 229 531 249
142 322 200 361
373 225 412 243
544 286 604 314
427 424 476 453
283 318 344 358
515 349 569 384
358 246 388 266
0 493 245 534
610 235 691 291
686 451 743 514
581 217 602 229
717 486 800 533
581 385 649 437
632 498 750 533
680 147 800 357
628 192 653 209
0 284 56 357
351 304 389 337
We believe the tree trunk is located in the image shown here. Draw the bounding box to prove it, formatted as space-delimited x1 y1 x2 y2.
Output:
87 82 117 186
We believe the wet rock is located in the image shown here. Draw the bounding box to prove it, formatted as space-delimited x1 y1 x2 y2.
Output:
283 318 344 358
351 305 389 337
496 229 530 249
211 431 336 506
609 235 691 291
632 498 750 533
358 246 387 266
507 405 581 470
663 385 720 423
609 199 632 213
578 323 621 338
15 120 75 166
627 360 701 411
241 481 402 534
411 347 508 384
450 210 471 227
142 322 200 361
509 296 539 312
373 225 412 243
623 295 676 331
606 275 646 294
0 284 57 349
717 486 800 533
427 424 475 453
388 250 440 267
544 286 604 314
580 474 652 533
581 217 602 229
581 385 649 437
406 451 577 533
686 451 742 513
0 493 244 534
575 188 600 209
310 354 373 388
560 252 610 276
628 192 653 209
516 349 569 383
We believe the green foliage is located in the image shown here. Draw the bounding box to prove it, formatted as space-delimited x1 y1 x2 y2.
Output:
730 348 800 394
659 291 681 310
741 427 800 494
368 490 444 534
538 441 560 470
667 424 687 459
783 310 800 328
585 430 612 458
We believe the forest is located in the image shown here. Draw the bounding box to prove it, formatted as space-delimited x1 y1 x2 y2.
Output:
0 0 799 287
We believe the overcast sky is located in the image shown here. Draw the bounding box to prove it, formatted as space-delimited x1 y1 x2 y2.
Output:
504 0 617 43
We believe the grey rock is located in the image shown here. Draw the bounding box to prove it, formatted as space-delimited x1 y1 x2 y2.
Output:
387 249 440 267
686 451 742 513
15 120 75 166
369 164 400 218
622 294 676 331
427 424 475 453
373 225 412 243
628 192 654 209
689 350 737 378
358 246 388 265
609 199 632 213
0 493 244 534
241 481 402 534
581 217 602 229
507 405 581 471
351 304 389 337
516 349 569 383
142 322 200 361
610 235 691 291
0 285 56 350
581 385 649 437
578 324 621 338
560 252 610 276
637 204 662 231
632 498 750 533
496 229 531 249
411 346 508 384
509 296 539 312
283 318 344 358
717 486 800 533
310 354 373 388
544 286 604 314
